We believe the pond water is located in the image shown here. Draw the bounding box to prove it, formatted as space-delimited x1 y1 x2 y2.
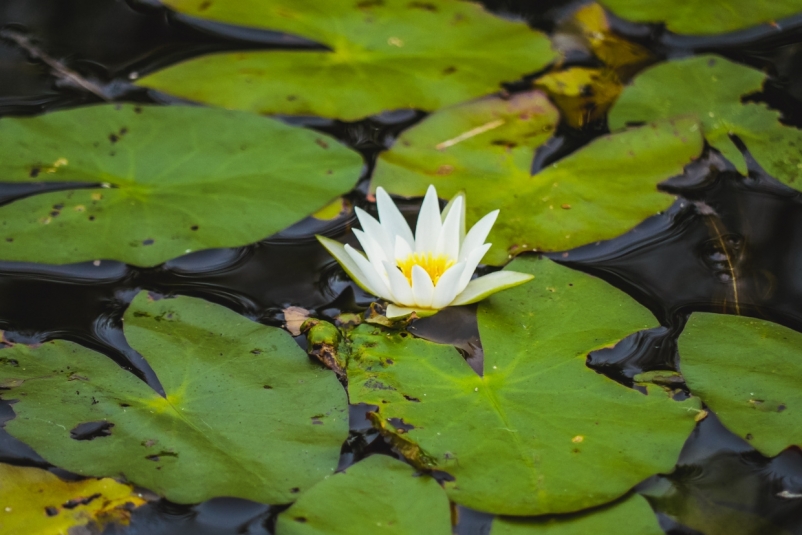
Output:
1 0 802 534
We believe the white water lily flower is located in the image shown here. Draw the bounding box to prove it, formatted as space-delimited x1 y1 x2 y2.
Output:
317 185 533 318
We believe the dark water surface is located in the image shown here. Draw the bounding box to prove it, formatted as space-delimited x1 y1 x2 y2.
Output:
1 1 802 533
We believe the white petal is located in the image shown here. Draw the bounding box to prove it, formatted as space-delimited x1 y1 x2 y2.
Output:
355 206 394 261
385 304 439 319
376 187 415 248
394 235 413 261
415 185 442 253
436 194 462 259
386 304 417 319
316 236 376 295
383 261 414 306
431 262 465 309
450 271 534 306
411 264 435 308
441 191 466 244
353 229 389 287
345 244 393 300
460 209 499 262
457 242 492 293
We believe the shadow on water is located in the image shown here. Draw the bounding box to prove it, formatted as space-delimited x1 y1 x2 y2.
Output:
1 0 802 533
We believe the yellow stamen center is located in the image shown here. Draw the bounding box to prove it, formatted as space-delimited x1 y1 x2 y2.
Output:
396 253 455 285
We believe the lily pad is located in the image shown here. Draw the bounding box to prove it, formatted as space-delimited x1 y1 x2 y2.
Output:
598 0 802 36
347 256 700 515
0 463 146 535
275 455 452 535
0 104 362 266
372 92 702 264
138 0 557 121
678 312 802 457
609 54 802 190
491 494 662 534
0 291 348 504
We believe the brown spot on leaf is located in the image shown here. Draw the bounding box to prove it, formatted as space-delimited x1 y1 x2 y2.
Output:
436 164 454 175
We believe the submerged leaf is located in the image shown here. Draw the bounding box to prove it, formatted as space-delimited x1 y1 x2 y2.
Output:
0 463 146 535
373 93 702 264
491 494 662 534
0 104 361 266
562 3 653 79
609 54 802 190
347 257 700 515
0 291 348 504
139 0 557 121
275 455 452 535
599 0 802 36
641 476 794 535
534 67 623 128
678 313 802 457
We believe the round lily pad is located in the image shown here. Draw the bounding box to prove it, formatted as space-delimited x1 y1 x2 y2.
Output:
346 256 700 515
678 312 802 457
609 54 802 190
0 104 362 266
138 0 557 121
0 291 348 504
599 0 802 36
275 455 452 535
491 494 662 535
372 90 702 264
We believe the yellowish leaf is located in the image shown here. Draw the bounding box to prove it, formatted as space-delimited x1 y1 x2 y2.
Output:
535 67 623 128
0 463 146 535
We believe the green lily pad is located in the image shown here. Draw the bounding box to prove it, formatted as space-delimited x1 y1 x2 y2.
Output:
0 104 361 266
346 256 700 515
678 312 802 457
491 494 662 535
275 455 452 535
0 291 348 504
609 54 802 190
138 0 556 121
372 91 702 264
598 0 802 36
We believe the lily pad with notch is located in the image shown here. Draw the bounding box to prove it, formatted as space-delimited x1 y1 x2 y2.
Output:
678 312 802 457
0 291 348 504
138 0 557 121
372 90 703 265
346 256 700 515
0 103 362 266
609 54 802 190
